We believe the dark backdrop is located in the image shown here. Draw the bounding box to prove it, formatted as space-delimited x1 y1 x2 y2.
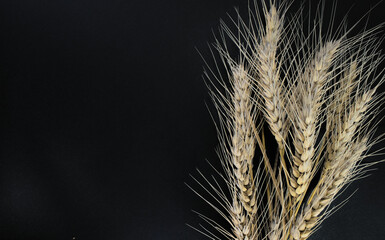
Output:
0 0 384 239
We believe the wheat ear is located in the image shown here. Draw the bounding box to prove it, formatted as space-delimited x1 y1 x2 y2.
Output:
291 84 375 239
291 138 368 240
324 89 374 172
255 5 287 147
289 41 340 201
230 64 259 239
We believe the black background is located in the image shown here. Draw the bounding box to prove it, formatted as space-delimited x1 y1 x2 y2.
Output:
0 0 384 239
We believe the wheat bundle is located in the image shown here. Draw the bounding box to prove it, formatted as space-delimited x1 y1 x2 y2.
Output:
188 1 385 239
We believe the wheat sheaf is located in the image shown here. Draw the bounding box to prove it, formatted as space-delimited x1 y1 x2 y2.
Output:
188 1 385 240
